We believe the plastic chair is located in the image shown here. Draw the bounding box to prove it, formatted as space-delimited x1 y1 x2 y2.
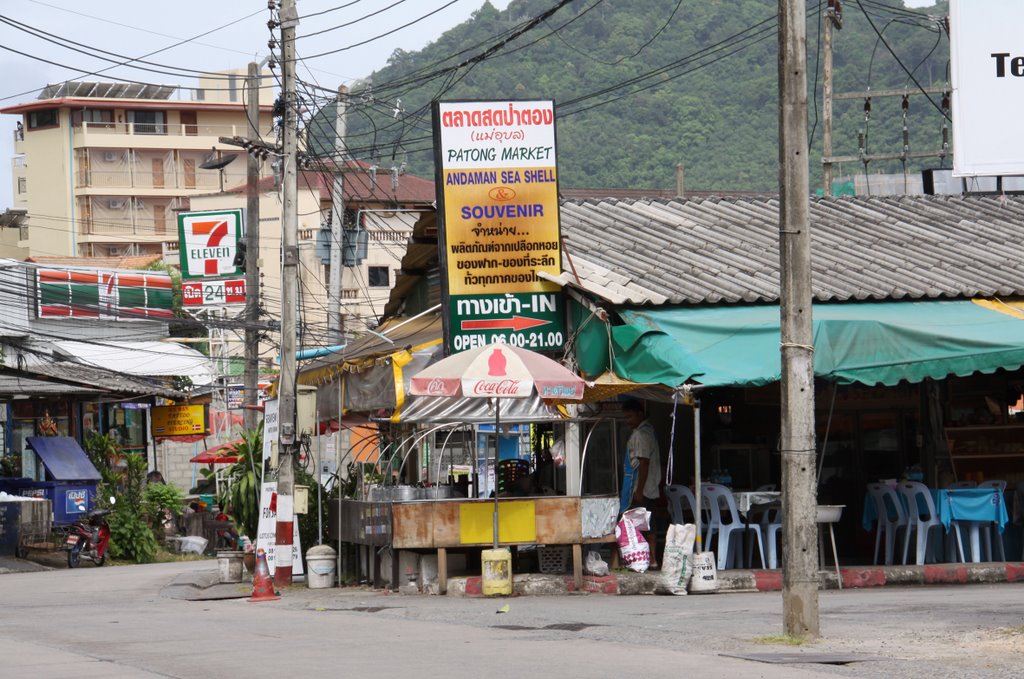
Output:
866 483 908 565
949 480 977 489
898 481 949 565
976 480 1007 561
746 503 782 569
701 483 754 570
664 485 697 525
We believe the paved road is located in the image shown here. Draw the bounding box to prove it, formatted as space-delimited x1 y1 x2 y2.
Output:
0 558 1022 678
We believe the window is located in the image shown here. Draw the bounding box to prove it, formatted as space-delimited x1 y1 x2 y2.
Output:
368 266 389 287
17 177 26 194
127 110 166 135
71 109 114 128
27 109 58 129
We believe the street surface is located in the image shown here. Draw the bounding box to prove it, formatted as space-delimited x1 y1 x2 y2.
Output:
0 558 1022 678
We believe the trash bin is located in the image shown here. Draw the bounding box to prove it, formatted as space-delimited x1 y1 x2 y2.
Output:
305 545 337 589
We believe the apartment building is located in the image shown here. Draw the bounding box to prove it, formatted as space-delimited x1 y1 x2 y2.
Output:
2 70 274 259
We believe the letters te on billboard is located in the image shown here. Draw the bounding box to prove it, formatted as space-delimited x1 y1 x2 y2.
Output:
177 209 244 279
950 0 1024 177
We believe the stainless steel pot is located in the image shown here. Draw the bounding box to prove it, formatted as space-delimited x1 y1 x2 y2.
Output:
391 485 418 502
422 486 452 500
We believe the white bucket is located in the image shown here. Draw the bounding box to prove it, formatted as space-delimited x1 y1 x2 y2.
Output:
217 550 244 583
306 545 338 589
688 551 719 594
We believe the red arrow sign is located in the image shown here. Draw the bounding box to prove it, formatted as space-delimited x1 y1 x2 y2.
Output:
461 316 550 331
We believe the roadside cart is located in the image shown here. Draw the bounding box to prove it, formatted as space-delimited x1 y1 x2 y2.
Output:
15 436 102 527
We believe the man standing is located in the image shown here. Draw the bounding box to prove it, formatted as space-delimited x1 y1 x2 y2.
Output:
622 398 662 568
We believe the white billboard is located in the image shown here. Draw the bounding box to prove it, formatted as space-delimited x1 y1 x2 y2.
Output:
951 0 1024 176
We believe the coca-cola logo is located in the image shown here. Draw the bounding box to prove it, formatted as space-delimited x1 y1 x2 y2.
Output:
471 379 522 396
425 378 448 395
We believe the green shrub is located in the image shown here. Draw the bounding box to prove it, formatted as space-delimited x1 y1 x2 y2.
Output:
107 452 159 563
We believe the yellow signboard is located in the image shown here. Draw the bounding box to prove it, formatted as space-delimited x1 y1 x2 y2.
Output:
434 100 566 353
151 405 208 436
459 500 537 544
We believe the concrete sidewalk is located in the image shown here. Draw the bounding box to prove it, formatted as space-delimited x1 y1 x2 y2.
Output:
157 559 1024 600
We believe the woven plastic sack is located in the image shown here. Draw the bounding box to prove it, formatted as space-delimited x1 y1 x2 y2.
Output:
622 506 651 532
615 516 650 573
655 523 696 595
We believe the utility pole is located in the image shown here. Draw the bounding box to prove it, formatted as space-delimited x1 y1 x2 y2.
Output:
821 0 842 196
327 85 348 344
275 0 299 589
779 0 818 638
243 61 262 431
675 163 685 198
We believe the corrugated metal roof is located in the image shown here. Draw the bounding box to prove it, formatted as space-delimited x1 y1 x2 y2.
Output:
558 194 1024 305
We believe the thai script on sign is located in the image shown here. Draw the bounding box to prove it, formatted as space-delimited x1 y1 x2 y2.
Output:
441 104 554 128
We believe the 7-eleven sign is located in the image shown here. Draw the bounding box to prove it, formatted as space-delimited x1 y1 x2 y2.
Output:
177 209 244 279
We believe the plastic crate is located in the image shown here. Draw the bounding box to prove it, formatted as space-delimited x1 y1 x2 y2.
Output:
537 545 570 574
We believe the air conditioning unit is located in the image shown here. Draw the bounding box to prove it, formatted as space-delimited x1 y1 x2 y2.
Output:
107 198 127 209
102 151 118 162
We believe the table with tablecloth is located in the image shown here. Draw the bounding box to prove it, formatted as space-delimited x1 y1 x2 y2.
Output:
733 491 781 515
862 487 1008 562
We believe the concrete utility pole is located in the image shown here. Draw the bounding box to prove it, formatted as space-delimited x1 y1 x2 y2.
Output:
275 0 299 589
778 0 819 637
243 61 262 431
327 85 349 344
821 0 842 196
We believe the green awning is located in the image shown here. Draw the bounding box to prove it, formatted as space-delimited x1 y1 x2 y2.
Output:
604 300 1024 388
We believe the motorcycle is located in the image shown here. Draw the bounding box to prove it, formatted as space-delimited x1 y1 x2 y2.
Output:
66 498 115 568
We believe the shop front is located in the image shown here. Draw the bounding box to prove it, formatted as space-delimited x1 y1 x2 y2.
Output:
574 298 1024 564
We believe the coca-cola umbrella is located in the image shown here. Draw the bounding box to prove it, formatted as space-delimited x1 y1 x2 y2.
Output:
409 342 585 548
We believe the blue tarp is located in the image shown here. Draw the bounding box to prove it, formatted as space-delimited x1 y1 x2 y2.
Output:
26 437 101 481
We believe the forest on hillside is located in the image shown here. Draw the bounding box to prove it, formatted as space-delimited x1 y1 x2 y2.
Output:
307 0 951 193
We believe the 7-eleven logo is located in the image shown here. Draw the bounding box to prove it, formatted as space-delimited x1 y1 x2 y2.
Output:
178 210 242 279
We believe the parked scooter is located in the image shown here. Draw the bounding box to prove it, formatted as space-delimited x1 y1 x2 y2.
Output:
66 497 115 568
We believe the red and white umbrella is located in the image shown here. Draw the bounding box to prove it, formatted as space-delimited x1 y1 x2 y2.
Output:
409 343 585 401
409 342 584 548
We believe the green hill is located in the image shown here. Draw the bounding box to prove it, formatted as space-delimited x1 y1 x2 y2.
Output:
310 0 951 193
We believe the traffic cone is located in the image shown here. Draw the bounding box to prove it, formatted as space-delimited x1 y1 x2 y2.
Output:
248 548 280 602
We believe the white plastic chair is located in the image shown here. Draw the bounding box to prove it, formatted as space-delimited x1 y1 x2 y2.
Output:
977 480 1007 561
866 483 908 565
664 485 697 525
898 481 949 565
701 483 753 570
746 504 782 569
949 480 977 489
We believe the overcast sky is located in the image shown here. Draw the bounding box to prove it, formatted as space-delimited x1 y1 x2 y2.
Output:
0 0 512 211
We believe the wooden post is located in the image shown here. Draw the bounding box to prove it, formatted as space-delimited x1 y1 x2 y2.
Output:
438 547 448 595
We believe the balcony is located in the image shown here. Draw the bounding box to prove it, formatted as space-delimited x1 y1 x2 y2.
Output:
78 196 182 239
75 121 261 151
74 148 264 192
